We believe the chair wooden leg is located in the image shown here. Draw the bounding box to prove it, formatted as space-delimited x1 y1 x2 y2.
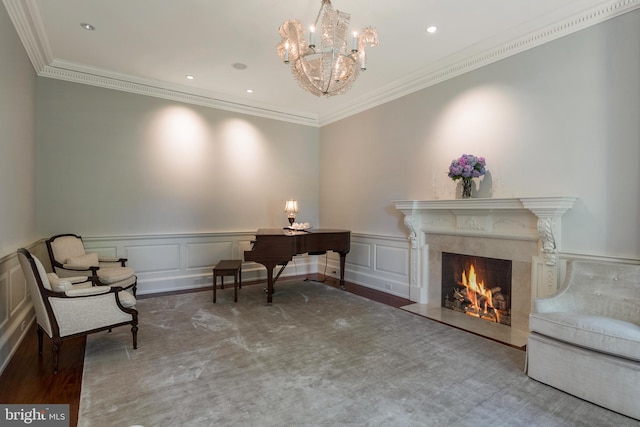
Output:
52 338 61 374
131 324 138 350
37 326 44 355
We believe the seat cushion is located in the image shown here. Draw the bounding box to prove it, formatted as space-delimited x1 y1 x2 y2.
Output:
97 266 135 284
530 312 640 362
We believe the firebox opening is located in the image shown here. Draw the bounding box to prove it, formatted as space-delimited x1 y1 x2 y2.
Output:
441 252 512 326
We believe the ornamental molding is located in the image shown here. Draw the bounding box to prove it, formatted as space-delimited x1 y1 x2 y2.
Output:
457 216 486 231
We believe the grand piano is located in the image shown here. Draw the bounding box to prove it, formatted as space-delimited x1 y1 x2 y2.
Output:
244 228 351 303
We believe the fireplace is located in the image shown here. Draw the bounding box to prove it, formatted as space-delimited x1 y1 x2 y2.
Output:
392 197 576 347
441 252 512 326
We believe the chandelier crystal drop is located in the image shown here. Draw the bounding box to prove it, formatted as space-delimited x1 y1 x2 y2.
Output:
276 0 378 97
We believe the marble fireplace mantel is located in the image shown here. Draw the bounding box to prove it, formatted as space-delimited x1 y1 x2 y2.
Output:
392 197 577 303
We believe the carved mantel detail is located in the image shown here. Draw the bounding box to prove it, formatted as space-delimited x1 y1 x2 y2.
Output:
403 215 418 249
537 217 557 265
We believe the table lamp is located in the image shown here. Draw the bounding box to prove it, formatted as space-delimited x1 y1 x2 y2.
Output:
284 199 298 226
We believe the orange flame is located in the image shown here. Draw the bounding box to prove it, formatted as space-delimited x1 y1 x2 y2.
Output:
461 264 500 323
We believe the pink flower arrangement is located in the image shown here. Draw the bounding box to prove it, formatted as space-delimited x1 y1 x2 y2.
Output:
447 154 487 181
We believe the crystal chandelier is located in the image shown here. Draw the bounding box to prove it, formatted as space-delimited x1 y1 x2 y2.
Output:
276 0 378 97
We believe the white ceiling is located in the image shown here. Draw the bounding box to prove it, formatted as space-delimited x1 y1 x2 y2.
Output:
4 0 638 126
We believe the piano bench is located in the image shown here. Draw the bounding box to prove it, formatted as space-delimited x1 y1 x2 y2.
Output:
212 260 242 303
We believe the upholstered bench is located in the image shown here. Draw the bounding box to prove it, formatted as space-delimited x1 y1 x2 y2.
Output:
526 259 640 420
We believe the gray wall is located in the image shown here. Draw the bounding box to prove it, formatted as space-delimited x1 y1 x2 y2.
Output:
320 9 640 260
0 4 38 373
0 5 37 257
36 79 320 236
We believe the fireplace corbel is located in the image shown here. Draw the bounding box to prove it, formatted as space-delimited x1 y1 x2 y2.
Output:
520 197 576 266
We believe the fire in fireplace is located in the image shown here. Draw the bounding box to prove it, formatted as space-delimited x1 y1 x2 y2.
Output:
441 252 512 326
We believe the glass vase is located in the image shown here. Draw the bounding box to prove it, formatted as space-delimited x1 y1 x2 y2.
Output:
461 178 472 199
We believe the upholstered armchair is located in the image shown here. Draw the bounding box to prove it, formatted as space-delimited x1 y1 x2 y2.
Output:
527 259 640 420
46 233 137 296
17 248 138 374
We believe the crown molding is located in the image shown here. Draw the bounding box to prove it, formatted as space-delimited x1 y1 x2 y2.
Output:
5 0 639 128
2 0 51 71
40 63 320 127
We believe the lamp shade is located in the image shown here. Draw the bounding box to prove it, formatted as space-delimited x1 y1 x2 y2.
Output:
284 200 299 214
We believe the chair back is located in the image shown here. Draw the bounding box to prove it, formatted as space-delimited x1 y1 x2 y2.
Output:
46 234 86 275
17 249 55 338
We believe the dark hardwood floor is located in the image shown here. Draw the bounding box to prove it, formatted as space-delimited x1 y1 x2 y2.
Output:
0 275 410 427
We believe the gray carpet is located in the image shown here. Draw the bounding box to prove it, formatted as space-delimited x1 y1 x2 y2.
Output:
79 280 638 427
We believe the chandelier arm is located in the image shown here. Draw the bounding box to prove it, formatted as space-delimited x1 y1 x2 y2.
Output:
324 7 348 93
314 0 329 28
324 54 336 94
324 33 340 94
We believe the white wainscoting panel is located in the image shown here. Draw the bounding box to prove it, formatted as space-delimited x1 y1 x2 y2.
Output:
0 272 8 330
9 265 27 318
0 241 41 376
186 241 233 270
345 234 411 299
375 245 409 276
347 242 372 268
89 245 118 259
126 244 181 273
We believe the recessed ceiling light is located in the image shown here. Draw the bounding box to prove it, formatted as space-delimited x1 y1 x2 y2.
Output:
426 26 437 34
232 63 248 70
186 75 195 80
246 89 253 93
80 23 95 31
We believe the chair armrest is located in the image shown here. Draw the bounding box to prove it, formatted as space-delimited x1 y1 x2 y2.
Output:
61 264 100 274
532 290 578 313
66 276 90 284
65 286 112 297
98 261 127 268
98 257 128 267
47 272 89 284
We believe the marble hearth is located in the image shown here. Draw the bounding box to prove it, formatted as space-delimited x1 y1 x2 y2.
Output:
393 197 576 347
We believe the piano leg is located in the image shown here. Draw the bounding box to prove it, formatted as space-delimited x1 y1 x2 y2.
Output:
258 261 290 304
266 265 274 304
339 252 347 290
